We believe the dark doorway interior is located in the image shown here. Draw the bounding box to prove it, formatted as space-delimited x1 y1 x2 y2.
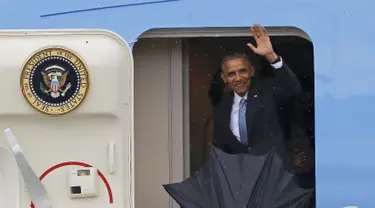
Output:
186 36 315 205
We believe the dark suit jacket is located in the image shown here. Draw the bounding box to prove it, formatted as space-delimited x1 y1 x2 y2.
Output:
212 61 301 169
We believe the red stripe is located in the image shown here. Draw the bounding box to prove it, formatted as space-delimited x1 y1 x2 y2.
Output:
30 161 114 208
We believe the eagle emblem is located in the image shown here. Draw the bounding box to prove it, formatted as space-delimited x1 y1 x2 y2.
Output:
21 47 89 115
40 65 72 98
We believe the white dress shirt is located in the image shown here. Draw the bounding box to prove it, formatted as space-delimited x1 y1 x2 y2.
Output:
230 57 284 141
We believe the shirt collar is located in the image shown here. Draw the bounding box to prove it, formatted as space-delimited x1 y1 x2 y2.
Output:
233 91 248 105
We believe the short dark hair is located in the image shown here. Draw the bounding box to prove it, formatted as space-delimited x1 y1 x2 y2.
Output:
220 53 251 72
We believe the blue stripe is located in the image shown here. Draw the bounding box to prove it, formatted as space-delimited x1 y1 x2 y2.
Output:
40 0 180 18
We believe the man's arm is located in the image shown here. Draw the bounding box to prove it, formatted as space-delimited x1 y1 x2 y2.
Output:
247 24 301 101
266 53 302 102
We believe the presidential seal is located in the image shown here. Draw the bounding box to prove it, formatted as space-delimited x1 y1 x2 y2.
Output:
20 47 89 115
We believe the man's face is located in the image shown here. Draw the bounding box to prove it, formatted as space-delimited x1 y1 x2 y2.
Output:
221 58 254 97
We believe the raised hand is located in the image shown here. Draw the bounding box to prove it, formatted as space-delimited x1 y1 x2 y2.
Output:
247 24 277 62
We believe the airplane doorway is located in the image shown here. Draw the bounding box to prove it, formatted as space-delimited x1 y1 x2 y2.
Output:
186 36 315 205
133 28 315 208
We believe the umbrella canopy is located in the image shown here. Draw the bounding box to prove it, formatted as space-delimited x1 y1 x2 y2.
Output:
163 146 313 208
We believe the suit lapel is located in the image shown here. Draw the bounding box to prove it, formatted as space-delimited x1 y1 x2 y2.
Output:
219 85 262 148
246 79 262 134
221 92 247 149
221 92 234 129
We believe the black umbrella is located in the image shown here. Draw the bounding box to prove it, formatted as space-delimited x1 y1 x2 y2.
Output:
163 146 313 208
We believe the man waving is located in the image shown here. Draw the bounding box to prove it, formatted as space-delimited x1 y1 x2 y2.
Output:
212 24 302 168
